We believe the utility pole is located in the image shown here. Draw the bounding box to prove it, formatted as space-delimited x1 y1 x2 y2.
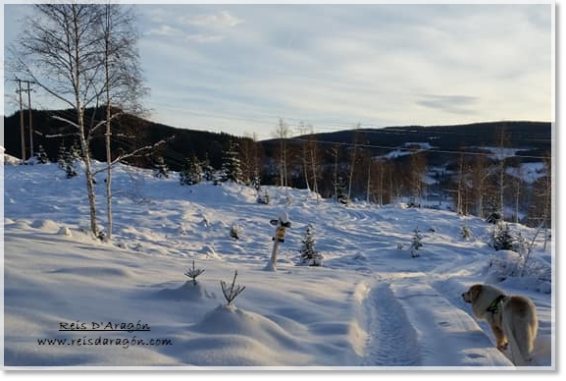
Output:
16 79 26 160
15 79 35 160
27 80 34 158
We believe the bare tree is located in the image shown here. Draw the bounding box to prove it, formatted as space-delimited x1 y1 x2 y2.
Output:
98 3 146 240
347 124 361 200
409 148 427 207
471 150 490 218
296 121 311 191
496 124 510 217
307 125 321 202
9 4 150 239
9 5 106 237
274 119 290 187
328 144 340 202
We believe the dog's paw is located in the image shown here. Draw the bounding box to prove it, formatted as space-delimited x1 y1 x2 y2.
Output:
497 342 508 351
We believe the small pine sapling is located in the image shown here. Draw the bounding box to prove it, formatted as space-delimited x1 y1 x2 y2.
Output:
36 145 49 164
153 156 170 179
492 222 514 251
257 190 270 204
300 224 322 266
220 270 245 306
410 227 423 258
461 223 472 240
229 223 241 240
184 260 205 285
57 143 67 170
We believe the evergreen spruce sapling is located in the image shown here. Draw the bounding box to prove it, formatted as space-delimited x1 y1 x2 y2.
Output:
184 260 205 285
202 153 215 182
230 223 241 240
492 222 514 251
57 144 77 179
300 223 322 266
221 140 243 183
257 190 270 204
461 223 472 240
57 143 67 170
153 155 170 179
220 270 245 306
410 227 423 258
36 145 49 164
180 155 202 186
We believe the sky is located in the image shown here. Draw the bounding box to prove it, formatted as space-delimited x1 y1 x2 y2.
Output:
2 2 554 140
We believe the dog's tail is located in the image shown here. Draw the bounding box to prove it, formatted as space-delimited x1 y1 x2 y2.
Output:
507 327 527 366
507 319 536 366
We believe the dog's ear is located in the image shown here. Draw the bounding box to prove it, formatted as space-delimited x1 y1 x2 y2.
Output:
469 285 482 302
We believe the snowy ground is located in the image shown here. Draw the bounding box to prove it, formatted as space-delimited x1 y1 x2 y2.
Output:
1 161 555 369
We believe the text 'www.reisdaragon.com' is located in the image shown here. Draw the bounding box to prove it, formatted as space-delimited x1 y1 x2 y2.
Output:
37 336 172 349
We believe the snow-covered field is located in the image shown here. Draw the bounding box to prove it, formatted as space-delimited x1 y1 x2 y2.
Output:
2 161 555 369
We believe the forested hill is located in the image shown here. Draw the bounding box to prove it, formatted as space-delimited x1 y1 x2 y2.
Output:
277 121 551 163
3 108 551 171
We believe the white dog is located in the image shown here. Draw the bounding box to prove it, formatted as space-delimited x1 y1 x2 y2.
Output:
462 284 538 366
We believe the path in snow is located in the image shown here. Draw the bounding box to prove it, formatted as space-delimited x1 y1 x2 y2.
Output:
362 279 421 366
386 273 512 366
361 272 514 367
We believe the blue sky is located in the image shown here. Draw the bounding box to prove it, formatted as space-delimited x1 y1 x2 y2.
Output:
3 3 553 139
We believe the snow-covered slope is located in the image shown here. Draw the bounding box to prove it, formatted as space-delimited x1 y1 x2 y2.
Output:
2 162 554 368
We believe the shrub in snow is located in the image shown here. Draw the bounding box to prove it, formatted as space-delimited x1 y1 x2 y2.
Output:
36 145 49 164
153 155 169 179
410 227 423 258
201 153 215 182
179 155 202 186
299 223 322 266
57 143 78 178
229 223 241 240
220 140 243 183
485 211 502 224
461 224 472 240
220 270 245 306
257 190 270 205
65 160 78 178
491 222 517 252
184 260 205 286
483 249 551 293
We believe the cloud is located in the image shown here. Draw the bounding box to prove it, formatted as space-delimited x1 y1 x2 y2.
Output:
416 95 479 115
147 25 180 36
184 34 224 44
183 10 244 29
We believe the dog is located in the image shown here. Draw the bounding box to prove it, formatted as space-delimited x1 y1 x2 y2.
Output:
461 284 538 366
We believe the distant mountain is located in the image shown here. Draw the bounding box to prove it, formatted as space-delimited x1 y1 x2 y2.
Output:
3 108 253 171
263 121 551 167
4 108 551 177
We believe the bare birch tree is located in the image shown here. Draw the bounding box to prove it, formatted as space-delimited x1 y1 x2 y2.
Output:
9 5 105 237
347 124 361 200
307 125 321 202
296 121 311 191
97 3 146 240
9 4 149 239
274 119 290 187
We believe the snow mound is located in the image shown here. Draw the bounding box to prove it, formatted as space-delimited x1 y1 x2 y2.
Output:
156 281 214 301
189 305 307 362
57 226 73 237
30 219 60 232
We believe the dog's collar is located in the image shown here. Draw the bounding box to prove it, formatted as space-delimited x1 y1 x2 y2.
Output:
486 295 506 314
